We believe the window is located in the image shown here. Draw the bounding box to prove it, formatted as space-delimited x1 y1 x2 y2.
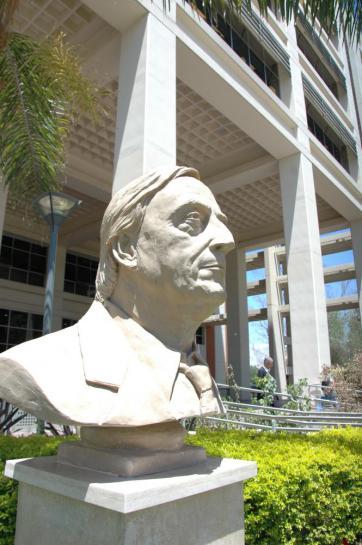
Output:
307 105 348 168
64 252 98 297
0 235 47 287
62 318 77 329
296 29 339 100
0 308 43 353
188 0 280 96
195 327 205 345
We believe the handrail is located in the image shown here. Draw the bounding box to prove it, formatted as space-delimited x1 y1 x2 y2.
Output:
224 400 362 417
217 382 340 406
225 408 362 423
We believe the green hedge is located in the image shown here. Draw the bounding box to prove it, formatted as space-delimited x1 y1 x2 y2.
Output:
187 428 362 545
0 430 361 545
0 436 74 545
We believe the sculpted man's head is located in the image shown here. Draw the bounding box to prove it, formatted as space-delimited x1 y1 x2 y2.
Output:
95 166 235 332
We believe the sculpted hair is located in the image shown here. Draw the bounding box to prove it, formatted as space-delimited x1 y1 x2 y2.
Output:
95 165 200 302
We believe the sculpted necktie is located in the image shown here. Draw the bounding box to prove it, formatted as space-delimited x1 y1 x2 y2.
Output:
179 351 222 414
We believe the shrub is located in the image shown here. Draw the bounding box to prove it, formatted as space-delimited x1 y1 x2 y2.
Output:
0 431 361 545
187 428 362 545
0 436 74 545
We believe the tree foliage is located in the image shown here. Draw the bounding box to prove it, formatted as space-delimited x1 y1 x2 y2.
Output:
0 31 106 203
185 0 362 44
328 309 362 365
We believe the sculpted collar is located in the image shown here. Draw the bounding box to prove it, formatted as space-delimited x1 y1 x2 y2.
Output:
77 300 215 407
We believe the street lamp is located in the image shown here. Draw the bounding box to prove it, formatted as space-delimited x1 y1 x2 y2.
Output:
33 191 81 434
33 192 81 335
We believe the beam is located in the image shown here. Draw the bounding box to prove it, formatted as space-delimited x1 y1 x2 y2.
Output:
206 156 278 195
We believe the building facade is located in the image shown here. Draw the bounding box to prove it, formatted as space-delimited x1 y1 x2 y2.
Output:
0 0 361 391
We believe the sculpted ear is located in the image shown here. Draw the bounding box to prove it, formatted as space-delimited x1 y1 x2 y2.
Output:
111 234 137 269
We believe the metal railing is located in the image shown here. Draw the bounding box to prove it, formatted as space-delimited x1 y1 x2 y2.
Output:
202 384 362 432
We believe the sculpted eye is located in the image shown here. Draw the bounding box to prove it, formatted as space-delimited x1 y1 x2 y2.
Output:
178 211 204 236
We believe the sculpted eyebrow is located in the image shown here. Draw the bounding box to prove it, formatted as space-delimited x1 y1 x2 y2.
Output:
172 201 210 218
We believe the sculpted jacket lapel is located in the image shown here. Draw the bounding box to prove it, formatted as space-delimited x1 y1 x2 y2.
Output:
77 301 130 390
78 301 180 425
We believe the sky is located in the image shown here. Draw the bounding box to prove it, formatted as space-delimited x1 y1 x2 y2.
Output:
246 228 357 367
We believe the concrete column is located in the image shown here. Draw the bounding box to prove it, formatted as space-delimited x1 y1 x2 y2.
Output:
0 177 8 251
226 248 250 393
113 11 176 193
280 153 330 384
351 219 362 324
264 247 287 391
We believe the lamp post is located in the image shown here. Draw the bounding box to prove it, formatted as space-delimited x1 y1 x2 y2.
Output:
33 191 81 433
33 192 81 335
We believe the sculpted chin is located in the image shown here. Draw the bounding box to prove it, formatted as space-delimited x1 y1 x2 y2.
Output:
0 166 235 427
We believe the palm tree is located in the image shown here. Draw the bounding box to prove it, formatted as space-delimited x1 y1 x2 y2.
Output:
0 0 107 204
184 0 361 44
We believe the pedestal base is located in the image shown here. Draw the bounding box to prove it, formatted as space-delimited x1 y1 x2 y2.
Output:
5 456 257 545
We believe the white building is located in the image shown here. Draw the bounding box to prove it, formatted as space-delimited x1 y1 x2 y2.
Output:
0 0 361 392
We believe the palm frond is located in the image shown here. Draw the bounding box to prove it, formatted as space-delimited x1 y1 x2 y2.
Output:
0 32 108 204
185 0 361 43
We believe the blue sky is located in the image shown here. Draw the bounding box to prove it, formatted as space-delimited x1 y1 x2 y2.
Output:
246 228 357 366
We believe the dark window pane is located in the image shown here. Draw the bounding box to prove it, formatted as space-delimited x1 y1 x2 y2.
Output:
30 254 46 273
65 263 76 281
31 331 42 339
0 246 11 265
8 328 27 345
28 272 44 286
0 326 7 343
10 269 27 283
66 253 76 264
315 124 324 143
10 311 28 328
0 265 9 279
232 32 249 61
77 257 90 268
62 318 76 329
12 250 29 270
0 344 7 352
76 283 89 296
77 267 91 284
0 309 9 325
333 146 341 162
30 314 43 331
13 239 30 251
2 235 13 247
31 242 47 256
64 280 75 293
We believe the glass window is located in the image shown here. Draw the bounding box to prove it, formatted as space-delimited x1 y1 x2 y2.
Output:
0 309 43 352
0 234 47 287
186 0 280 96
196 327 205 345
64 252 98 298
306 103 348 170
62 318 77 329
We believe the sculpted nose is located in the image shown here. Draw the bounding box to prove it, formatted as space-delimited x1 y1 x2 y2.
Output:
210 222 235 255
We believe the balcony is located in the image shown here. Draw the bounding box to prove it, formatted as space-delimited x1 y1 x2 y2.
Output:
296 10 346 103
186 0 291 98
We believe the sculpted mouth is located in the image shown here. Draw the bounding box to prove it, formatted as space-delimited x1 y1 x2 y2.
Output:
201 263 224 270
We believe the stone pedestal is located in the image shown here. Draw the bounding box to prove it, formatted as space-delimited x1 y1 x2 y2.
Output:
5 456 256 545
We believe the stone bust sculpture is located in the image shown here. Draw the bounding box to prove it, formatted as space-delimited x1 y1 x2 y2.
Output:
0 166 235 428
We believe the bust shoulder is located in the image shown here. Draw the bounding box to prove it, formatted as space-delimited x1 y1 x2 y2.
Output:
0 325 84 423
